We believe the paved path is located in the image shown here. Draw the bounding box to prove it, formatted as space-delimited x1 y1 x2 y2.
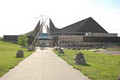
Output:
0 48 90 80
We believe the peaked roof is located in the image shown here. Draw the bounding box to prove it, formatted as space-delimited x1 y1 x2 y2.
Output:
49 19 59 32
34 21 41 33
50 17 108 34
76 17 108 33
26 17 108 36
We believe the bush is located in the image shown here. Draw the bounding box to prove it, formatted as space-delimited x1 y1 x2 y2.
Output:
17 34 28 48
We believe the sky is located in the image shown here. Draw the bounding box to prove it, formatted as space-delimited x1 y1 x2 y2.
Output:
0 0 120 37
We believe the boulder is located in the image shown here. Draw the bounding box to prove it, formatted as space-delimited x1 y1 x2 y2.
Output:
16 50 24 58
58 48 64 54
28 47 33 52
32 46 35 51
28 46 35 52
55 47 59 51
74 52 86 65
72 47 76 50
77 48 81 50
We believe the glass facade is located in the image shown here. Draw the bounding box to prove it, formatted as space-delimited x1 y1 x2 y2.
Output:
36 33 52 46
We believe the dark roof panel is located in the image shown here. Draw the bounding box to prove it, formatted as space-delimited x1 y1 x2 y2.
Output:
50 19 59 33
34 21 41 34
77 17 108 33
50 17 108 34
26 17 108 36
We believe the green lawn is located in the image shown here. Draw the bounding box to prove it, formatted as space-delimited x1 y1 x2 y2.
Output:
107 47 120 51
0 41 33 77
54 49 120 80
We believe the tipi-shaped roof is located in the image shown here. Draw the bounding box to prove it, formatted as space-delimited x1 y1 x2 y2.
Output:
50 17 108 35
26 17 108 36
49 19 59 32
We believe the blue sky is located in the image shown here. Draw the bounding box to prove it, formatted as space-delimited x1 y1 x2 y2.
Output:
0 0 120 37
90 0 120 9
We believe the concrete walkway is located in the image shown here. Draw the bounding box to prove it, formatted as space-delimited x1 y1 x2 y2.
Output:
0 48 90 80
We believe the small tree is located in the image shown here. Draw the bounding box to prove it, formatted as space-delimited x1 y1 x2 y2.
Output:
17 34 28 48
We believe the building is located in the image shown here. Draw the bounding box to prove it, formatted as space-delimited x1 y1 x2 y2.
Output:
4 17 120 47
50 17 120 47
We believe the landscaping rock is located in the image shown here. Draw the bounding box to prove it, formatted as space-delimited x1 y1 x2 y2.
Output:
55 47 59 51
77 48 81 50
74 52 86 65
28 46 35 52
28 47 33 52
58 48 64 54
72 47 77 50
16 50 24 58
32 46 35 51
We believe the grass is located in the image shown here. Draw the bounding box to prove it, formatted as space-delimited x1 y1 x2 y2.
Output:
54 49 120 80
107 47 120 51
0 41 33 77
0 37 3 41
